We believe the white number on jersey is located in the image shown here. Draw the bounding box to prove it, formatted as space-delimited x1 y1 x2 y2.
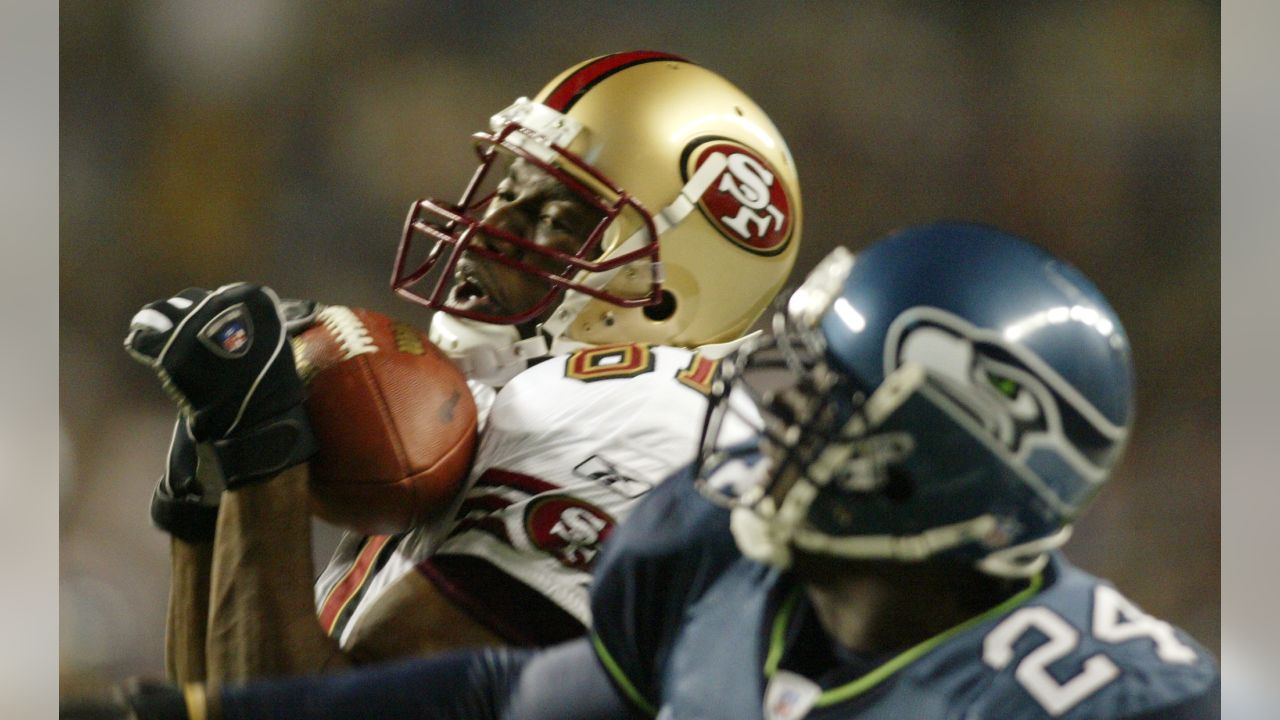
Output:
982 585 1197 716
1091 585 1197 664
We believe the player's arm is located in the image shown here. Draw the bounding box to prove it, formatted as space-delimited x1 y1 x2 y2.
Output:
126 287 345 681
165 536 212 683
69 638 636 720
202 472 502 677
587 465 742 717
221 638 635 720
204 463 351 680
141 298 323 683
146 415 217 683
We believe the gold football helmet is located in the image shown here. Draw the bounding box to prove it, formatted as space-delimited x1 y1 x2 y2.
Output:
392 51 802 383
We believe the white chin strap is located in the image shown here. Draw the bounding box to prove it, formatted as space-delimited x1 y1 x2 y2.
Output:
428 313 562 387
976 526 1073 578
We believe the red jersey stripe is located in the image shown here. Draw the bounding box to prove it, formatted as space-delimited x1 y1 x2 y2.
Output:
317 535 392 636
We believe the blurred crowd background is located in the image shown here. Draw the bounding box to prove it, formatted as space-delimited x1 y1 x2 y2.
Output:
59 0 1219 693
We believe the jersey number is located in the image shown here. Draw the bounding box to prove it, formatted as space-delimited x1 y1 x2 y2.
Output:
981 585 1196 716
564 344 721 396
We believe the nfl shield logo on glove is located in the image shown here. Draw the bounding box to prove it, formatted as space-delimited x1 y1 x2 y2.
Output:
199 304 254 358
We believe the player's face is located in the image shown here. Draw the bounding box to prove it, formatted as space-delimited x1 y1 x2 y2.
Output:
445 159 604 325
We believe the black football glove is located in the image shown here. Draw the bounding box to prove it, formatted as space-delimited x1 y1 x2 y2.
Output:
144 294 322 540
149 416 219 543
125 284 317 490
60 678 199 720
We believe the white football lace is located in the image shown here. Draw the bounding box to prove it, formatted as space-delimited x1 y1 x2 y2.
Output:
317 306 378 359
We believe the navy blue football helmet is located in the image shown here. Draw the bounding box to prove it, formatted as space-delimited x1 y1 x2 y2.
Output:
697 223 1134 577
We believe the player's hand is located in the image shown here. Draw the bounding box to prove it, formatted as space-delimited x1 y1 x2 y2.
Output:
124 284 299 440
145 294 323 535
125 284 317 489
60 678 197 720
149 416 219 543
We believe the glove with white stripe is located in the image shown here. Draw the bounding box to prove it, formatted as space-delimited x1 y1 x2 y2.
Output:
148 416 218 543
125 284 318 490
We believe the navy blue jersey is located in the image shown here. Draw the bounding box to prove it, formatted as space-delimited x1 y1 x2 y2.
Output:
589 467 1219 720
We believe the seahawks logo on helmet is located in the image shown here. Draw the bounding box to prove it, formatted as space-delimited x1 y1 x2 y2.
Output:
885 306 1128 511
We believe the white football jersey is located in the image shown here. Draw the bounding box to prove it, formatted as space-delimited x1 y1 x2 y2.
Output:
313 343 755 647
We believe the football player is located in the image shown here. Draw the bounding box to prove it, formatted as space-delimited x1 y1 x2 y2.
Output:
122 51 802 683
97 223 1218 719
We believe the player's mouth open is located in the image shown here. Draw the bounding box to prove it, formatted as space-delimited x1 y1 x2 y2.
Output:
448 271 497 313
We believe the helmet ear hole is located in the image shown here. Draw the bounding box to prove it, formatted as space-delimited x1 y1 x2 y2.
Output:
643 290 678 321
883 466 915 503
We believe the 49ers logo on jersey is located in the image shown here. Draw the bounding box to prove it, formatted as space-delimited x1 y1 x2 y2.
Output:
524 496 616 571
685 138 794 256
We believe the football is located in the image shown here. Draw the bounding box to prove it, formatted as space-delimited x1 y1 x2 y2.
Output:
292 306 477 535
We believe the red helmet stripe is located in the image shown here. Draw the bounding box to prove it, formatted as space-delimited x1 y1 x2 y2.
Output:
542 50 689 112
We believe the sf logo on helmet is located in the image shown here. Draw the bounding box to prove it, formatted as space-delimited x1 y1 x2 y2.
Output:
685 139 794 256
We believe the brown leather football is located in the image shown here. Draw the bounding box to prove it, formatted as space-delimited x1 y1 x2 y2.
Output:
292 306 477 535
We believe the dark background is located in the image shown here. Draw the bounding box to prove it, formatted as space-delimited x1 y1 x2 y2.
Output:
59 0 1220 689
